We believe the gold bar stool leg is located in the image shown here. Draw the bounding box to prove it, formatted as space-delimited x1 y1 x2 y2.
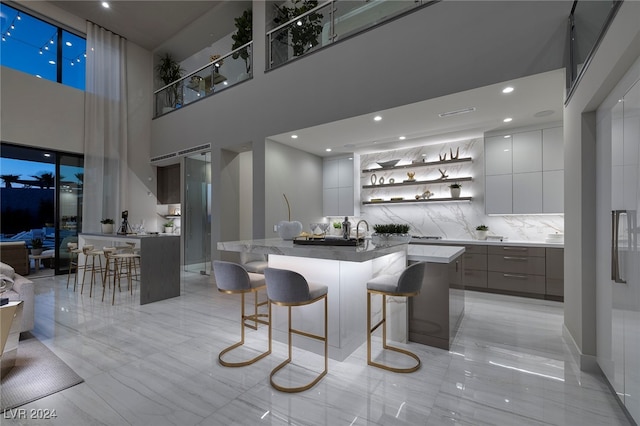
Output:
265 267 328 393
366 262 428 373
213 261 271 367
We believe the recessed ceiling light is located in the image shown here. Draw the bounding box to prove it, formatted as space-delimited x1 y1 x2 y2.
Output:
503 117 513 123
502 86 514 94
399 136 406 140
438 107 476 118
44 153 51 157
102 2 110 8
48 60 55 65
291 134 298 139
326 148 332 152
504 135 510 138
66 41 72 47
374 115 382 121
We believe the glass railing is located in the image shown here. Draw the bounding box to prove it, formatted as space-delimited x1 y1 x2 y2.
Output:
154 42 252 117
567 0 621 101
267 0 435 70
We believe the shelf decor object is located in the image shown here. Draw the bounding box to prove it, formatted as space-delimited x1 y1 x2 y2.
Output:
370 174 377 185
450 147 459 160
277 193 303 240
376 159 400 168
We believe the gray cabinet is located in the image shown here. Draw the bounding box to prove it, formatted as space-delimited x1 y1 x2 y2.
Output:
157 164 180 205
463 245 488 289
323 156 358 216
485 126 563 214
487 246 546 295
545 248 564 298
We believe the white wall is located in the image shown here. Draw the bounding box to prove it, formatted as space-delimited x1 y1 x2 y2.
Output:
564 0 640 367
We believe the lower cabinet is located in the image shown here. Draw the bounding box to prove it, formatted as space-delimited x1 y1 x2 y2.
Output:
463 245 488 289
545 248 564 298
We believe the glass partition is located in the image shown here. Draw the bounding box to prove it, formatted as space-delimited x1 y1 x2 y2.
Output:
567 1 621 97
267 0 432 70
184 152 211 275
154 43 252 118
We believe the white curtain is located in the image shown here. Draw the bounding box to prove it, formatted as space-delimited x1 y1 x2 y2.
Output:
82 22 128 232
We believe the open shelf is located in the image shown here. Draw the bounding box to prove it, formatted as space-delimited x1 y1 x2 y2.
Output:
363 196 473 205
362 157 472 173
363 176 472 189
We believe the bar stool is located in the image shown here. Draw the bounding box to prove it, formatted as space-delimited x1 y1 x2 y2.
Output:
213 260 271 367
121 242 141 281
80 245 104 297
264 267 328 393
102 247 140 305
240 252 268 274
366 261 426 373
66 242 82 290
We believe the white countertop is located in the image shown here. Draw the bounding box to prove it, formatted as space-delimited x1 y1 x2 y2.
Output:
407 245 465 263
218 238 407 263
411 237 563 248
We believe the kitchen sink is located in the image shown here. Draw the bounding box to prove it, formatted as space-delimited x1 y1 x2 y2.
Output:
293 237 365 246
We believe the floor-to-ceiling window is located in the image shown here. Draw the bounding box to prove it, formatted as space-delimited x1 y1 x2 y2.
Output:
0 143 83 275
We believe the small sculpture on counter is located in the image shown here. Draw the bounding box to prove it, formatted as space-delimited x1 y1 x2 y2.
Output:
438 169 449 179
439 153 447 161
450 147 460 160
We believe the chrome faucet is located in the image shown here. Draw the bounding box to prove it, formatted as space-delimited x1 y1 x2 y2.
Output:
356 219 369 241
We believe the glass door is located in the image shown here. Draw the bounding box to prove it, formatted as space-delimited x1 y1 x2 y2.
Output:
184 152 211 274
56 154 83 274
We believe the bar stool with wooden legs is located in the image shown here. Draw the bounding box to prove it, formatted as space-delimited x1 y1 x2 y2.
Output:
121 242 141 281
66 242 82 290
213 260 271 367
79 245 105 297
366 261 426 373
264 267 328 393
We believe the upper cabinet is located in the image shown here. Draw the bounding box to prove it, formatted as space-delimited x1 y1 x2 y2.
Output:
157 164 181 205
485 125 564 214
323 156 359 216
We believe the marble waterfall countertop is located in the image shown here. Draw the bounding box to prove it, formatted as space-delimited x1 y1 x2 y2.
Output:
411 237 564 248
217 238 409 262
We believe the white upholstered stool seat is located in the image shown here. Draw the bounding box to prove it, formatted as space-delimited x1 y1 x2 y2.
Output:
213 260 270 367
366 261 427 373
264 267 328 393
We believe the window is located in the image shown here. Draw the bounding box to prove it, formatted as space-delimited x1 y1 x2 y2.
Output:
0 3 86 90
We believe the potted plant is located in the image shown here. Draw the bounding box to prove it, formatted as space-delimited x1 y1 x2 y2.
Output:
164 220 174 234
449 182 462 199
231 8 252 76
475 224 489 240
273 0 323 58
371 223 411 246
155 52 184 112
101 218 115 234
31 238 43 255
332 221 342 235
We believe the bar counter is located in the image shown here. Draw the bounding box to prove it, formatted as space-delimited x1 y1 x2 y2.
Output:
79 233 180 305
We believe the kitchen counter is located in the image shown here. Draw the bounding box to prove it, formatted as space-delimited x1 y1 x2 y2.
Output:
407 244 465 263
79 233 180 305
218 237 408 262
218 237 408 361
411 237 564 248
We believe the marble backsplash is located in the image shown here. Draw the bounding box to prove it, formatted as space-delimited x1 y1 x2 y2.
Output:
337 137 564 242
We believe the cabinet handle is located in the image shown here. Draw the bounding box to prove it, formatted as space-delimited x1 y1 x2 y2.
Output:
503 247 528 252
503 273 528 279
503 256 527 261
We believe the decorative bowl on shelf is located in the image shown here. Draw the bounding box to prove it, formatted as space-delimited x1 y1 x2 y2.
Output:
377 159 400 168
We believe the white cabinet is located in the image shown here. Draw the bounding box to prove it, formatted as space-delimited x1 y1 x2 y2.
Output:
323 156 358 216
485 136 512 175
513 130 542 173
513 172 542 213
485 175 512 214
485 126 563 214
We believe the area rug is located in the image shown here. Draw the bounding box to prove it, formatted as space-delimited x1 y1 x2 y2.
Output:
1 333 84 410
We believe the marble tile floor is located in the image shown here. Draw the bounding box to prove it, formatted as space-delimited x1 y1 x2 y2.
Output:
2 272 632 426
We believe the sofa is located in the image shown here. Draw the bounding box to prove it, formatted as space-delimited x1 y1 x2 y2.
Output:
0 241 30 276
1 261 35 332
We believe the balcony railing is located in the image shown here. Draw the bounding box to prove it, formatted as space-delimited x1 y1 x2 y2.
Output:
267 0 435 70
154 42 252 118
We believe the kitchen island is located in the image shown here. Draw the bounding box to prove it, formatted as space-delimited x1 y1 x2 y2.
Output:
218 238 466 360
79 233 180 305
